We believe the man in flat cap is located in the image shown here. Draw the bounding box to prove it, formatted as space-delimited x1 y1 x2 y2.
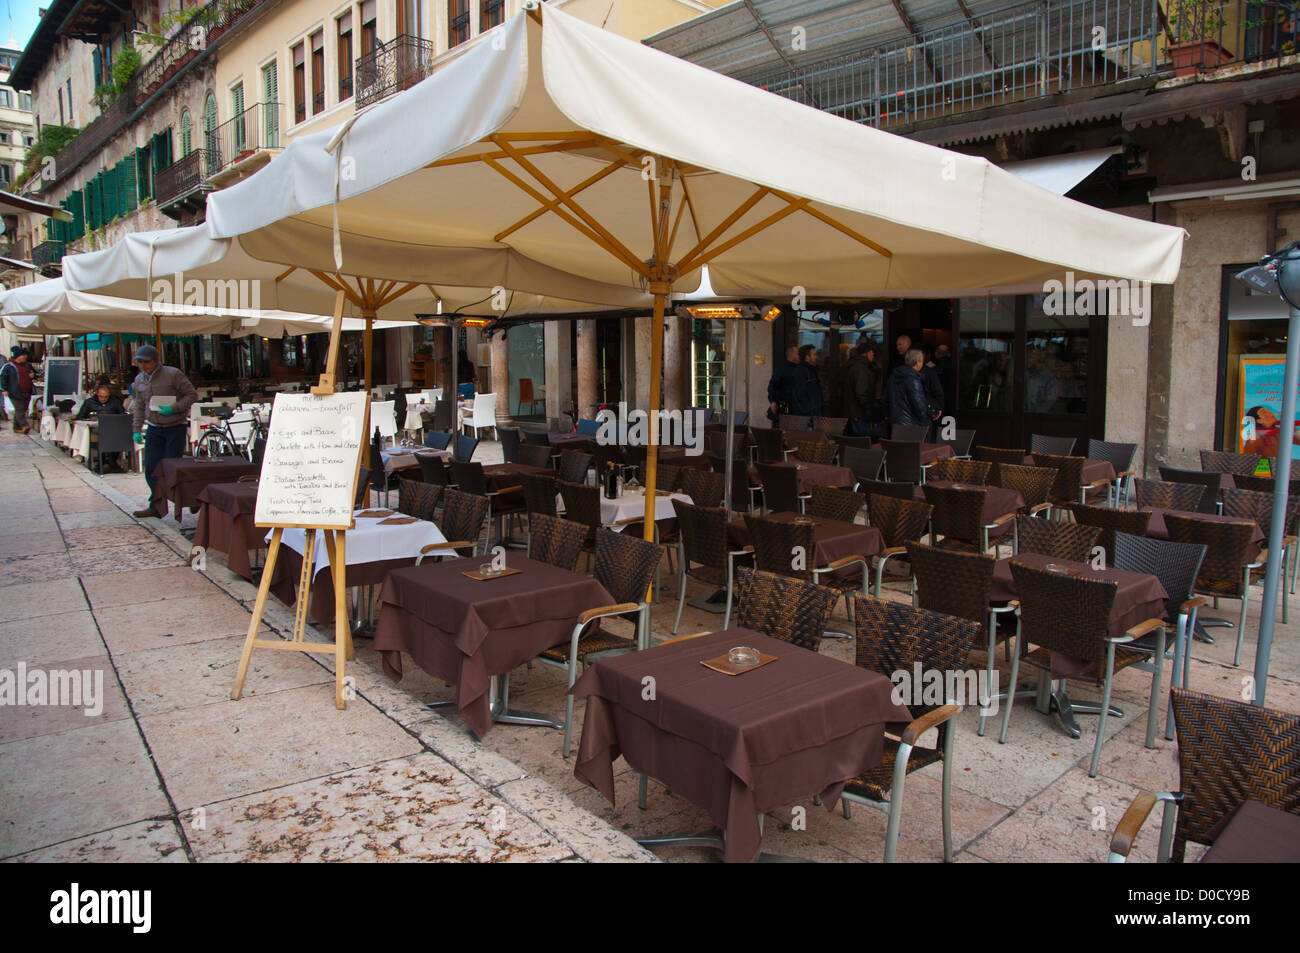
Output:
129 345 198 519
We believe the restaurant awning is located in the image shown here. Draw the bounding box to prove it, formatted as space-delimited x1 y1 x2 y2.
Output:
999 146 1122 197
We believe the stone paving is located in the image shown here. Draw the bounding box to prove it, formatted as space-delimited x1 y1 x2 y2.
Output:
1 426 1297 863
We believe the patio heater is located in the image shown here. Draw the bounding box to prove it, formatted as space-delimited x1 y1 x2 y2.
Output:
1234 241 1300 707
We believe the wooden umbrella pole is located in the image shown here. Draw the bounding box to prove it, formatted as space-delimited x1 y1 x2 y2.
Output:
154 314 161 352
363 308 375 466
642 285 667 545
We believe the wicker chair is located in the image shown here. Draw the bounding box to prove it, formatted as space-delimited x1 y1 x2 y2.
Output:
891 424 931 442
752 428 789 464
1200 449 1262 477
518 443 552 469
537 528 663 758
521 429 551 447
526 513 587 571
1014 514 1100 562
906 541 1017 736
1221 484 1300 600
865 493 933 597
1232 473 1299 496
417 454 449 488
396 477 442 523
354 466 372 508
636 461 682 494
521 470 558 520
930 457 993 485
416 488 487 561
941 428 977 459
558 480 602 563
755 462 809 514
499 427 522 464
1109 688 1300 862
732 566 836 652
924 483 1016 554
779 414 811 432
794 439 835 465
1133 478 1207 512
558 450 592 484
843 596 981 862
1067 503 1151 562
842 446 885 487
994 463 1058 517
858 479 915 502
744 513 870 623
1158 467 1223 515
1032 452 1111 507
451 460 525 550
1086 439 1138 507
453 434 479 463
1164 513 1272 665
1112 532 1208 741
1030 433 1077 456
814 415 848 436
671 500 753 634
975 445 1027 466
881 439 932 484
806 486 864 523
680 467 725 508
1002 560 1166 776
424 430 453 451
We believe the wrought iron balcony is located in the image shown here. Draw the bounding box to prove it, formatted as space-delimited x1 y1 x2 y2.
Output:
207 101 282 179
32 239 65 273
741 0 1298 131
356 34 437 108
156 150 214 219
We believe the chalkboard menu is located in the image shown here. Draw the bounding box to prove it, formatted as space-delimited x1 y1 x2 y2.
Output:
44 357 82 403
254 392 367 529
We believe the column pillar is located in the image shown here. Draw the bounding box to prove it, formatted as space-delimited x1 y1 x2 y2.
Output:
664 313 688 410
576 319 598 415
544 321 573 429
490 331 510 424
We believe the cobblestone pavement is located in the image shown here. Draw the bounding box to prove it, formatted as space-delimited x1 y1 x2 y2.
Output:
2 428 1296 862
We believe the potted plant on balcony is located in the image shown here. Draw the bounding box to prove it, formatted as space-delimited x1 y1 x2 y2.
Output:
1166 0 1233 75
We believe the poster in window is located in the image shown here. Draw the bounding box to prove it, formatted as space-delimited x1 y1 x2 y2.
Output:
1239 355 1299 472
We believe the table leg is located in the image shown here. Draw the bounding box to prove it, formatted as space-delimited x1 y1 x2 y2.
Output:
424 673 563 730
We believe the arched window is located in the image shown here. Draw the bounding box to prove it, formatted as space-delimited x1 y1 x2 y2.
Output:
203 91 219 174
179 108 192 155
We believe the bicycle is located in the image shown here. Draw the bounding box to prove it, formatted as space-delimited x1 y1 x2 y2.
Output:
193 405 268 459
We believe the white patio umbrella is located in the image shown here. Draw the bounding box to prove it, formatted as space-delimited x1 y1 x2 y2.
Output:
204 4 1186 536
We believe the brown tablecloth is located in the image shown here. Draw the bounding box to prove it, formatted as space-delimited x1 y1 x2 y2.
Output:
1202 800 1300 863
915 481 1024 538
991 552 1167 677
481 462 550 507
875 442 954 465
657 447 714 470
1143 508 1265 562
571 627 909 863
750 460 853 493
783 429 829 450
1021 456 1118 487
270 548 414 626
728 512 883 576
548 433 594 450
150 455 258 520
374 556 613 737
194 481 261 580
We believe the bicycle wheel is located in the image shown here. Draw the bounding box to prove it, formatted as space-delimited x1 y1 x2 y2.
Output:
195 430 238 459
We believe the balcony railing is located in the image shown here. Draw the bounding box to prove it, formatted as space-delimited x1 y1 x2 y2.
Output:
156 150 212 207
32 239 65 271
356 34 437 108
743 0 1298 131
207 101 282 177
51 75 138 183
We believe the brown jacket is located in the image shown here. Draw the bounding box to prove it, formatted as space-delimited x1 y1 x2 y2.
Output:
131 365 198 433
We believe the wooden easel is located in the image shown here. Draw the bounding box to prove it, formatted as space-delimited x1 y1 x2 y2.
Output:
231 290 363 710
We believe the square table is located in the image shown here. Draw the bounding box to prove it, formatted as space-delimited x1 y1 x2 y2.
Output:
149 455 259 520
1143 507 1266 562
194 481 262 580
916 481 1025 539
269 508 450 626
571 627 909 863
727 511 884 575
750 459 854 493
374 554 613 737
380 446 449 475
597 488 692 530
1201 800 1300 863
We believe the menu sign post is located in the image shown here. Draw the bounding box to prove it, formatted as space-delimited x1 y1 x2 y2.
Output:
231 291 365 709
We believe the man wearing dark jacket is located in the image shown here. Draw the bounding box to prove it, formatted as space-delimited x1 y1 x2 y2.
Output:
77 381 127 419
1 347 36 433
789 344 824 416
885 349 930 428
842 342 879 436
129 345 199 518
767 345 799 422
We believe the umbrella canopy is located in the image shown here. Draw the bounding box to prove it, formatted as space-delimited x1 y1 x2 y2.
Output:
204 4 1185 540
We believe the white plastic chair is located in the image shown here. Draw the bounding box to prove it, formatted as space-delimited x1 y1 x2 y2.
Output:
371 400 398 444
459 392 497 439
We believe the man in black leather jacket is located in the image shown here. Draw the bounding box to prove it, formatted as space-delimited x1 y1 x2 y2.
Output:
884 349 930 428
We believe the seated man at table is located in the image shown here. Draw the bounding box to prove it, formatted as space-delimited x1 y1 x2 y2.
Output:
78 379 129 472
129 345 199 519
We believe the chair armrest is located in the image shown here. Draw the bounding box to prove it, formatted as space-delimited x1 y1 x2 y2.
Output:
900 703 960 746
1117 469 1135 479
659 631 711 646
984 511 1019 529
728 546 754 556
817 554 868 572
1026 502 1052 515
1119 618 1166 641
1180 595 1209 614
878 545 907 558
1083 478 1111 490
238 475 258 483
1109 791 1157 860
492 484 522 495
578 602 641 626
612 516 643 526
419 541 472 554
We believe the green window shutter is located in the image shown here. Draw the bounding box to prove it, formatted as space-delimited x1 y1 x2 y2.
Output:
136 146 149 200
92 49 103 89
161 127 174 167
85 180 98 230
71 191 84 240
117 157 137 215
99 168 115 222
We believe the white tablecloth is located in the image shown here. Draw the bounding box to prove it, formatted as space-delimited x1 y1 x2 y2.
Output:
558 489 689 531
379 447 450 474
70 420 94 460
274 510 451 578
403 402 435 430
52 415 74 446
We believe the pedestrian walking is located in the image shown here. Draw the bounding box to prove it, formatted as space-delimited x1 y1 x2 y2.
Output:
129 345 198 519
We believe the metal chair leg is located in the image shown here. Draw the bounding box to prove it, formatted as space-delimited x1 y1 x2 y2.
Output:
883 742 911 863
941 726 956 862
1165 615 1187 742
1233 574 1248 666
1088 645 1118 779
672 552 688 634
998 625 1022 744
1144 628 1165 750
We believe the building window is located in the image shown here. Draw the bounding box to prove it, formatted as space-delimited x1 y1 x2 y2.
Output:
957 297 1015 412
58 88 65 125
0 90 10 108
1025 297 1089 415
230 82 245 153
66 78 73 123
180 108 192 154
310 30 325 115
0 164 11 186
481 0 505 31
204 91 219 173
0 131 7 144
24 134 34 147
398 0 423 37
292 42 305 123
262 61 279 148
337 12 353 101
360 1 378 55
449 0 470 47
19 92 31 111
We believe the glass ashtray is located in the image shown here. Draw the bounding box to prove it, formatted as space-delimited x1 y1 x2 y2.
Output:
479 563 503 577
728 646 761 667
1045 563 1070 574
